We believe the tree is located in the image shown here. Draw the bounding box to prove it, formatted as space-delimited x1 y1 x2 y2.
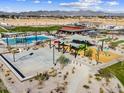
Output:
11 15 15 19
109 42 117 49
35 72 49 86
78 44 88 56
56 55 70 69
100 88 104 93
85 49 93 60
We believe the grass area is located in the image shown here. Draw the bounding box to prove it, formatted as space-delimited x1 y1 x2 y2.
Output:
99 38 112 42
100 61 124 85
0 79 9 93
111 40 124 45
110 40 124 49
8 25 61 32
0 27 7 33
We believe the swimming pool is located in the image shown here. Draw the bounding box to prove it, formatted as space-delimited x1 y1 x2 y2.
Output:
2 35 49 45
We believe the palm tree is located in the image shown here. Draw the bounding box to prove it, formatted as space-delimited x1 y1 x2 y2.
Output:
35 73 45 86
78 44 88 56
56 55 70 69
35 72 49 85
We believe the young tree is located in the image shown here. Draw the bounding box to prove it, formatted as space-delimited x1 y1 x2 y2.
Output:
56 55 70 69
85 49 93 60
109 42 117 49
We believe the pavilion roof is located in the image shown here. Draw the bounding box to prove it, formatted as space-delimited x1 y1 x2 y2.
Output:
59 26 89 32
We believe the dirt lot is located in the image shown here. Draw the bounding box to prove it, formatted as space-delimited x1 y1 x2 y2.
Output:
0 17 124 26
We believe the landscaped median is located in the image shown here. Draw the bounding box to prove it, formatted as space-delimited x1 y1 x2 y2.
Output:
100 61 124 86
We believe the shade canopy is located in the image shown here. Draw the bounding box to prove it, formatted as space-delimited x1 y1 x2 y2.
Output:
70 34 92 41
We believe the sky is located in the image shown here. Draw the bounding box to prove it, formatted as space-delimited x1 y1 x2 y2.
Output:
0 0 124 13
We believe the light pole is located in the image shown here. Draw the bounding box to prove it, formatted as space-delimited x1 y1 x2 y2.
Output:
49 39 56 66
35 31 38 42
6 35 9 47
53 44 56 66
11 49 16 62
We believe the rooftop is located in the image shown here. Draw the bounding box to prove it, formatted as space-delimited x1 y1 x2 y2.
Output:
59 26 89 32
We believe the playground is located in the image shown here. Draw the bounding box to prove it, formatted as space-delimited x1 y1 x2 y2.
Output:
57 42 121 63
90 48 121 63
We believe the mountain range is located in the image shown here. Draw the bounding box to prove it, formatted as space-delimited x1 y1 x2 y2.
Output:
0 10 124 17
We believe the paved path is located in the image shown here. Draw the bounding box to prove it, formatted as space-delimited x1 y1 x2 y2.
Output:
67 65 90 93
77 57 124 72
93 57 124 71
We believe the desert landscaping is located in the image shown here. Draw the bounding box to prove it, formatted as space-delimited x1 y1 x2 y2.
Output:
1 17 124 26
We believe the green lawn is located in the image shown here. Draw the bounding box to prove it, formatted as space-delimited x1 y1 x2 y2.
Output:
8 25 61 32
111 40 124 46
100 61 124 85
0 27 7 33
100 38 112 42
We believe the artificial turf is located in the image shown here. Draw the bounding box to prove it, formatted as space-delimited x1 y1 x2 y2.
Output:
101 61 124 86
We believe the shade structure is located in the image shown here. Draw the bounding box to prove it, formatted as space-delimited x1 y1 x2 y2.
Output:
70 34 92 41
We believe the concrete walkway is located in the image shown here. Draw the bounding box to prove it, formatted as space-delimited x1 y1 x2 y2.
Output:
93 57 124 71
67 65 90 93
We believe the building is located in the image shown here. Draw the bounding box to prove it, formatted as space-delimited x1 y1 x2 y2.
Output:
58 26 91 34
79 21 101 28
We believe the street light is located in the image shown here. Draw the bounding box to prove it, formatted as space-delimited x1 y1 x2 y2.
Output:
35 31 38 42
11 49 16 62
49 39 56 66
6 35 9 47
53 44 56 66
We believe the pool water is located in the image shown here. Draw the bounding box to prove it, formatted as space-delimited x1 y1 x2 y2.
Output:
2 35 49 45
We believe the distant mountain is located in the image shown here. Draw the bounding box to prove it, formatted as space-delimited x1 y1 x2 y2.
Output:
0 10 124 17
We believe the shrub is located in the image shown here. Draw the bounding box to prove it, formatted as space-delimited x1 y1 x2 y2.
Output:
83 85 90 89
100 88 104 93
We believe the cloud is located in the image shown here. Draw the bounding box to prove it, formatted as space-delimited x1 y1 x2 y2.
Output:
48 0 52 4
107 1 119 6
60 0 119 11
33 0 41 4
94 6 102 11
60 0 103 9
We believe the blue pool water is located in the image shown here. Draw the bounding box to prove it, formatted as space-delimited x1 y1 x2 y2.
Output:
2 35 49 45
